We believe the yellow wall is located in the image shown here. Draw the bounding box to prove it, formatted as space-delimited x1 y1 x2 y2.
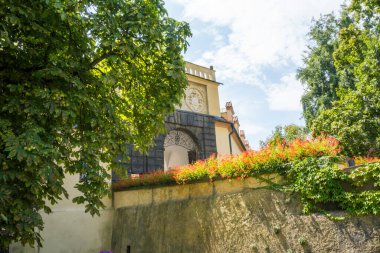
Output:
206 81 221 116
186 75 221 116
177 81 209 114
177 62 221 117
215 122 245 156
10 173 114 253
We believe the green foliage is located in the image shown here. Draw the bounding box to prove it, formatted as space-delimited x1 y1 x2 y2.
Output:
312 86 380 156
287 158 380 217
260 124 309 148
297 11 353 128
312 1 380 156
0 0 191 247
286 157 348 214
344 162 380 215
300 0 379 156
350 162 380 187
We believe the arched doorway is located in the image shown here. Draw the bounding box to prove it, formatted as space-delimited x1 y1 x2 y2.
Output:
163 129 198 171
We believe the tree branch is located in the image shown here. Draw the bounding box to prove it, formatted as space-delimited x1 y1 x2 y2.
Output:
88 51 116 69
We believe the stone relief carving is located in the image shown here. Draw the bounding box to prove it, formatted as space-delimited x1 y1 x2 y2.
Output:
185 87 207 113
164 130 197 151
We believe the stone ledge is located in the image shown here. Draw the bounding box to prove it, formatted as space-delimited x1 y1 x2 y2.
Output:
114 174 281 209
114 188 153 209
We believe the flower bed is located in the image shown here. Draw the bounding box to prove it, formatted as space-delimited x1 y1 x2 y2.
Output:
113 135 380 217
114 134 342 189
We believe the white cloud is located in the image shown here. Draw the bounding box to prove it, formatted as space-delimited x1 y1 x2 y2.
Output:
173 0 343 85
166 0 344 146
265 73 304 111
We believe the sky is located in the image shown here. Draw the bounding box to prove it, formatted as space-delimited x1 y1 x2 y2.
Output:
164 0 345 149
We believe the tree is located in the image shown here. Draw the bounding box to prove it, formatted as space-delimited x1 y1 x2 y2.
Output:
312 0 380 156
260 124 308 148
312 87 379 156
297 9 353 128
0 0 191 248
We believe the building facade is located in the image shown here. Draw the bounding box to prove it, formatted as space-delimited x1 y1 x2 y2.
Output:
122 62 250 175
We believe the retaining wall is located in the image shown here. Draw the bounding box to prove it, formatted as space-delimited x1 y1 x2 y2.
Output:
112 176 380 253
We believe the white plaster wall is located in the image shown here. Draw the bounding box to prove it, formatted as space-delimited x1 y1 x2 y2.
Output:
215 123 244 156
10 173 114 253
164 145 189 171
215 125 231 155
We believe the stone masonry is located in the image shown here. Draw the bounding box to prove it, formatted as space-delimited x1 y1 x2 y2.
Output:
117 109 219 175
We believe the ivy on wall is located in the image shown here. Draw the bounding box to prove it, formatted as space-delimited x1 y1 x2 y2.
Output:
286 157 380 217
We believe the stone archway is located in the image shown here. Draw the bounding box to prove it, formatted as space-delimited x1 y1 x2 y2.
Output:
163 129 198 171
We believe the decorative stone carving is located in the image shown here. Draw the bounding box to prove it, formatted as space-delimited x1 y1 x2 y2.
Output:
185 87 207 113
164 130 197 151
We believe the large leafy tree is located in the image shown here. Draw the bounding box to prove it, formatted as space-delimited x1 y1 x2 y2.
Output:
0 0 190 248
312 0 380 156
297 10 353 128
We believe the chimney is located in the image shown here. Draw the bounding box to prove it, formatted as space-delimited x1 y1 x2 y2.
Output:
221 101 235 122
233 116 240 132
239 130 246 139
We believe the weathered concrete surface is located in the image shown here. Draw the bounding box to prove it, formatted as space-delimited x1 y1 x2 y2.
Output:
113 174 281 208
112 189 380 253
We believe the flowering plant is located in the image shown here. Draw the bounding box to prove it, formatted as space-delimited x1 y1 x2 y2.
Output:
114 134 344 188
112 134 380 217
113 169 176 189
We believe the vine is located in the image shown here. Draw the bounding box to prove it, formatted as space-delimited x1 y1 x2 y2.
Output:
286 158 380 217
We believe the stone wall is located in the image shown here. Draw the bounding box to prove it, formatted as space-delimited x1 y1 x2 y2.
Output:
165 109 218 160
112 178 380 253
118 109 218 175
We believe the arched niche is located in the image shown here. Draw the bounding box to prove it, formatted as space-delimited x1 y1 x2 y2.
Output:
163 129 199 171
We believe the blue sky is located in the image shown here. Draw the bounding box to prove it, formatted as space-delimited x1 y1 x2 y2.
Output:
164 0 345 149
